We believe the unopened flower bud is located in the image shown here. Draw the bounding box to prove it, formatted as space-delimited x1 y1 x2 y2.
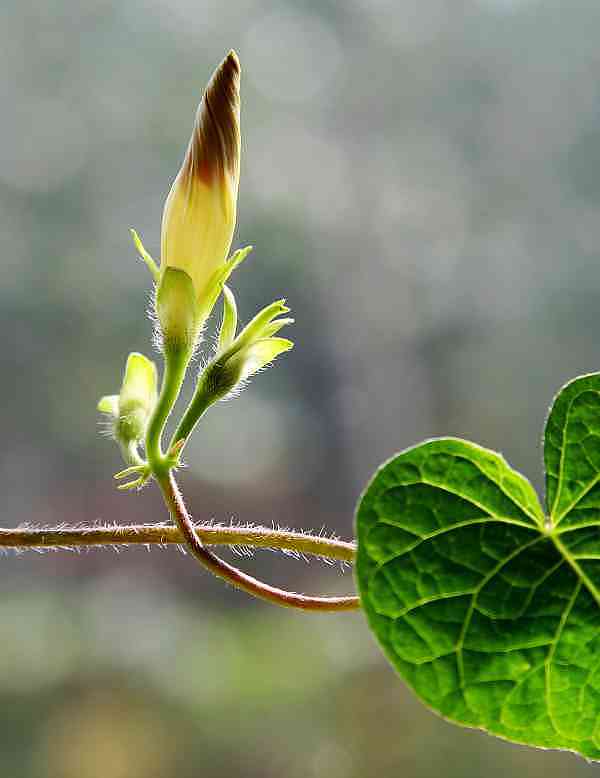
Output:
157 51 248 346
98 352 158 445
205 291 294 401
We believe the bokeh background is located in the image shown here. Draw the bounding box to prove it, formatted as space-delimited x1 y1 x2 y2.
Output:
2 0 600 775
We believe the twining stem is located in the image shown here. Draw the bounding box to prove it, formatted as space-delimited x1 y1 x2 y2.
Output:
156 470 360 611
0 523 356 563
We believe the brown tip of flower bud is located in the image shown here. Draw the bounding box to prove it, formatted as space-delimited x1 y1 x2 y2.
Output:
184 50 241 186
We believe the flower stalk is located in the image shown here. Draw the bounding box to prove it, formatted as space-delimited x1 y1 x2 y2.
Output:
144 340 192 475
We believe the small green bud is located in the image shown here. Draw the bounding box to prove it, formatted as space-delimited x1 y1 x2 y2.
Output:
98 352 158 446
200 290 294 403
117 352 158 442
201 358 242 401
200 336 293 405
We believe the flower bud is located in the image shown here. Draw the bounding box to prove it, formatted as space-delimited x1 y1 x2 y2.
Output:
205 291 294 400
98 352 158 445
225 337 294 384
158 51 244 343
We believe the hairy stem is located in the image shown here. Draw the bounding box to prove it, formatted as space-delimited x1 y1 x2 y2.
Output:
156 470 360 611
0 523 356 563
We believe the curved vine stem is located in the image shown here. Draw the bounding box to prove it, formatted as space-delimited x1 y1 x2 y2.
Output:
156 471 360 611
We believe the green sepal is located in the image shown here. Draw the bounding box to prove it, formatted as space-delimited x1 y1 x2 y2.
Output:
155 267 201 350
217 285 238 352
195 245 253 332
230 299 289 355
98 394 119 416
226 337 294 381
130 228 159 282
226 245 253 272
113 462 152 490
260 318 295 339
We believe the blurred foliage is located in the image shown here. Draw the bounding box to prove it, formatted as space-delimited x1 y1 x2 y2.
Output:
3 0 600 774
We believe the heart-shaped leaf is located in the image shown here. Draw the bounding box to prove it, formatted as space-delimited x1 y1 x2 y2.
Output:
356 373 600 759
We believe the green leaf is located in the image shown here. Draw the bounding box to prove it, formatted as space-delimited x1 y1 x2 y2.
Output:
545 373 600 528
356 374 600 759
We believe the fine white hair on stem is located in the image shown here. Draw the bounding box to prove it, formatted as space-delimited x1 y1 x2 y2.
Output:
0 519 356 569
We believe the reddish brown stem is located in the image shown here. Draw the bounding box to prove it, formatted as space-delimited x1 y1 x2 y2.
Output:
158 471 361 612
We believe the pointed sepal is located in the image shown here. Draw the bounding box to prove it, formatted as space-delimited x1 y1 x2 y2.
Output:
218 285 238 352
130 228 159 281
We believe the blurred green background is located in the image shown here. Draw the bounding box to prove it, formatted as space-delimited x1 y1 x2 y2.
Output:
2 0 600 775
